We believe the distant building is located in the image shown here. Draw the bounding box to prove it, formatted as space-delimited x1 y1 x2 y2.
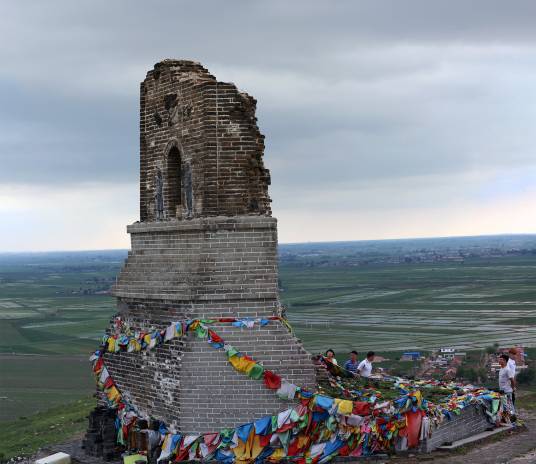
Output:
439 347 456 360
401 351 421 361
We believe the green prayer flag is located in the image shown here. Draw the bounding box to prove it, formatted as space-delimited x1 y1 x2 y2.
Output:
271 415 278 432
248 363 264 380
195 325 207 338
226 346 239 358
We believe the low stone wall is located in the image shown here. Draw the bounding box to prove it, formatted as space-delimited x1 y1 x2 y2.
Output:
421 403 493 452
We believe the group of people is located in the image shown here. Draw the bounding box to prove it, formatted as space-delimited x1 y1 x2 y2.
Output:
324 349 375 378
325 347 518 420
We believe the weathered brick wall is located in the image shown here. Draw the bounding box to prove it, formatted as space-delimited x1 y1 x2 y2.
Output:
140 60 270 222
107 217 316 432
104 318 315 434
113 217 278 305
101 61 317 434
421 404 492 452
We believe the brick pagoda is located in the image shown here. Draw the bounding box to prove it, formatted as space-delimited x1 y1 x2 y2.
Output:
103 60 316 434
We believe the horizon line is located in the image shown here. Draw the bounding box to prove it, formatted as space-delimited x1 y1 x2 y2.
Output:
2 231 536 254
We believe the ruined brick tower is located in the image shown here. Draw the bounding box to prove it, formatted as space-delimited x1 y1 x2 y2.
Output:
105 60 316 434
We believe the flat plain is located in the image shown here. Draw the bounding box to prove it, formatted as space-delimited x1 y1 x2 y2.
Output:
282 257 536 354
0 251 122 421
1 244 536 423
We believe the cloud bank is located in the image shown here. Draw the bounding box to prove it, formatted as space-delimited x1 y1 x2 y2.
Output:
1 0 536 250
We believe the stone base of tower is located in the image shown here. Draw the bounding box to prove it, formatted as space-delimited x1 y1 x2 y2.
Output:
104 216 317 433
113 216 283 307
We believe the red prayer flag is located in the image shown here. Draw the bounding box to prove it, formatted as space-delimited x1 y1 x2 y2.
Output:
259 434 272 447
405 411 422 448
93 357 104 373
338 444 350 456
352 402 371 416
104 377 114 388
208 329 223 343
263 370 282 390
287 438 300 456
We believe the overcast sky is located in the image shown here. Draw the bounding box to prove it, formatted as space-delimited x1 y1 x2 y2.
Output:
2 0 536 251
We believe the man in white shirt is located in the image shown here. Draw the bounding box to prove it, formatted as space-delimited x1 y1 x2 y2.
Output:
358 351 375 378
498 354 516 420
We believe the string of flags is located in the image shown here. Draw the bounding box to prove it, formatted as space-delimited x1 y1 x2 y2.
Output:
103 316 279 354
90 317 510 463
95 316 301 407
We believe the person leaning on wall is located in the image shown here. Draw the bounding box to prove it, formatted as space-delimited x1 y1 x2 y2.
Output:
325 349 338 365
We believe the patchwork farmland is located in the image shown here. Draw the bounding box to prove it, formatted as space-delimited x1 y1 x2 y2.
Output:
282 257 536 354
1 245 536 422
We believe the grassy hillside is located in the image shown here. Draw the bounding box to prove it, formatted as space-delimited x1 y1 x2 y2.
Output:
0 397 95 461
0 355 95 421
0 252 120 421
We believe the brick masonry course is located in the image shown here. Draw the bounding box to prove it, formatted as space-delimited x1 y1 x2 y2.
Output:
103 60 316 435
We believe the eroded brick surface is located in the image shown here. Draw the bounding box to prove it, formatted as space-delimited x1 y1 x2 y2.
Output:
102 60 316 434
139 60 271 222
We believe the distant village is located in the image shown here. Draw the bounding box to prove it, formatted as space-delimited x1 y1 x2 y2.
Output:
279 238 536 267
387 345 533 387
54 276 115 296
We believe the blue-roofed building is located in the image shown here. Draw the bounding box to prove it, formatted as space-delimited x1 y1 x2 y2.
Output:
401 351 421 361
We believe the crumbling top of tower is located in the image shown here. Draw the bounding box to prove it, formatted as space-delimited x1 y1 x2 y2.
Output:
139 60 271 222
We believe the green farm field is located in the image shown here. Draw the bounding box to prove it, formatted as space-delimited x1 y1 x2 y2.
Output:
1 247 536 425
0 251 122 421
282 257 536 355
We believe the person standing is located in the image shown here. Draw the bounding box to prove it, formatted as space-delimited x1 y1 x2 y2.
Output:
344 351 360 374
358 351 375 378
507 348 517 405
498 354 516 421
325 349 338 365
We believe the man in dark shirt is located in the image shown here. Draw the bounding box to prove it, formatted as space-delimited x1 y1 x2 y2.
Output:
344 350 360 375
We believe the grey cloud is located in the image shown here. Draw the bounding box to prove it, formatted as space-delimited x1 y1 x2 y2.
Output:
1 0 536 206
0 79 138 184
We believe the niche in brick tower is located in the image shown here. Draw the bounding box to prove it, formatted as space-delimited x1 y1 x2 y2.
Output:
101 59 316 434
163 144 181 218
